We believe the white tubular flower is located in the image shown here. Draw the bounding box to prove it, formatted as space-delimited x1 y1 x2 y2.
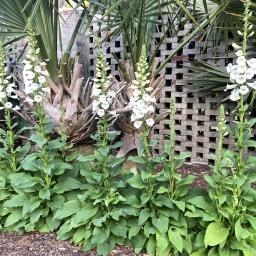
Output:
225 84 237 91
226 63 234 73
92 100 100 112
236 50 244 57
109 111 117 117
129 46 156 130
146 118 154 127
99 95 107 103
237 63 247 74
239 85 249 95
91 50 116 118
0 91 6 99
245 68 255 80
97 108 105 117
226 46 256 101
248 81 256 90
92 88 101 97
236 74 247 84
107 90 116 99
0 46 20 112
40 70 49 76
34 66 41 72
6 86 14 94
22 24 50 106
247 58 256 68
34 95 43 103
24 63 33 70
134 120 142 129
30 83 40 90
237 56 247 65
5 102 13 109
230 70 239 81
38 76 46 84
101 101 110 110
147 105 155 113
230 89 240 101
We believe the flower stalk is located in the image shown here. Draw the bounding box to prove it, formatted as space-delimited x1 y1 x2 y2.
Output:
169 97 176 198
130 45 155 130
91 50 117 187
0 45 19 172
24 24 52 186
214 105 226 217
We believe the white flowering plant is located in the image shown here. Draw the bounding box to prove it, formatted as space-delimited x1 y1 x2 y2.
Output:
54 50 128 256
22 24 50 106
91 50 117 119
126 97 195 255
188 2 256 255
0 44 32 230
129 46 156 130
0 25 83 233
226 50 256 102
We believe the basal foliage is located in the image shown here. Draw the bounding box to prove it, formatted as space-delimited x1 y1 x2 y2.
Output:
0 27 79 233
0 2 256 255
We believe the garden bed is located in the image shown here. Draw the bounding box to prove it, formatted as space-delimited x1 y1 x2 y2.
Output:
0 164 209 256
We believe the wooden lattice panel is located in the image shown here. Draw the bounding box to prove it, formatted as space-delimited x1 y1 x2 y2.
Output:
86 20 256 165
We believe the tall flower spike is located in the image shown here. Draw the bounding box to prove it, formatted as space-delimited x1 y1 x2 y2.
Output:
0 45 19 111
23 23 50 105
225 0 255 101
130 45 156 129
91 50 116 118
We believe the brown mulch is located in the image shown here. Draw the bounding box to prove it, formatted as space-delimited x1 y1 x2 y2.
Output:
0 232 137 256
179 163 211 189
0 164 209 256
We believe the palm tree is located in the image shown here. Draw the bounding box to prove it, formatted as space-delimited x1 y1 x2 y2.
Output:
1 0 256 144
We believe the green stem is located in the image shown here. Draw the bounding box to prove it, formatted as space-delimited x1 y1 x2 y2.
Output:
168 97 176 198
237 96 245 177
5 108 17 172
36 104 51 187
242 0 251 54
98 114 109 188
142 127 153 195
214 105 225 219
169 119 175 198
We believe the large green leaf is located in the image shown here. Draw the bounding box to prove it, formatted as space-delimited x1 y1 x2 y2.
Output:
54 200 80 220
91 226 110 245
205 222 229 247
138 208 150 225
168 228 183 253
5 208 23 227
10 173 39 189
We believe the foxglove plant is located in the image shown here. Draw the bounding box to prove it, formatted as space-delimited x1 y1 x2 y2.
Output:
0 45 32 231
225 0 255 178
129 46 156 130
91 50 117 147
55 52 127 256
2 25 80 233
23 24 53 184
23 24 50 105
91 51 116 118
126 48 195 256
0 45 20 172
225 1 255 102
188 2 256 254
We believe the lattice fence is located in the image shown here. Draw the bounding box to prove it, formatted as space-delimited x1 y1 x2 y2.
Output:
84 19 256 165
